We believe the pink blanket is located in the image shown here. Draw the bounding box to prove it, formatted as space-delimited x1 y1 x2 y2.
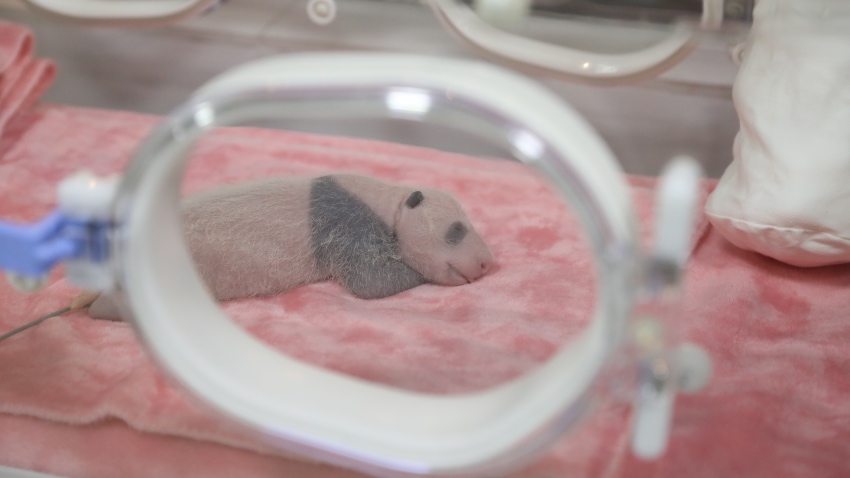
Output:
0 21 54 135
0 105 849 478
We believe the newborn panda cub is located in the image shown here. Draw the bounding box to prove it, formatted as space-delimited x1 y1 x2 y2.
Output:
86 174 494 319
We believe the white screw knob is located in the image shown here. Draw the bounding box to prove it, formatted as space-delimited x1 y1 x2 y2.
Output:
58 171 120 221
675 342 713 393
307 0 336 26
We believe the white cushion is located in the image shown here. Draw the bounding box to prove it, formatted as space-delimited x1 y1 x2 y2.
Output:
705 0 850 267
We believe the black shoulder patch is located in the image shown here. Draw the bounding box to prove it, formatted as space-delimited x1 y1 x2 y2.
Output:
405 191 424 209
445 221 468 245
310 176 426 298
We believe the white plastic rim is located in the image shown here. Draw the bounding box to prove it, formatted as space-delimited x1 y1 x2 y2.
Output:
111 53 641 476
22 0 218 26
426 0 699 86
473 0 532 30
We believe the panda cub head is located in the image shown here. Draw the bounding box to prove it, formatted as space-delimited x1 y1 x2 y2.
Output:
396 188 494 287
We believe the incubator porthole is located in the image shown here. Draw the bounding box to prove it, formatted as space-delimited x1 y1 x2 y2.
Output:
164 87 602 397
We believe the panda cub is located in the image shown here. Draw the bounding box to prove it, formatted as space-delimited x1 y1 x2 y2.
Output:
85 174 494 320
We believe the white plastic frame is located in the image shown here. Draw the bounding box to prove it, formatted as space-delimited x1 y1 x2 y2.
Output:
21 0 219 26
427 0 701 85
110 53 641 476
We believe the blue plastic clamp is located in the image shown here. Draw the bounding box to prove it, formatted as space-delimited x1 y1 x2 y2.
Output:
0 209 109 278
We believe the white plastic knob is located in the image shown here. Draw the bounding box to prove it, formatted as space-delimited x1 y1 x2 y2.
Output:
653 156 702 266
675 343 712 393
307 0 336 26
58 171 120 221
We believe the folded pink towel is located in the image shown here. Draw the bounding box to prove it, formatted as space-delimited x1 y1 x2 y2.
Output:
2 105 848 478
0 21 32 73
0 21 55 134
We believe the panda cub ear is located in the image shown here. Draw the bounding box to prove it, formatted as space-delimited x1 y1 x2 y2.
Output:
405 191 424 209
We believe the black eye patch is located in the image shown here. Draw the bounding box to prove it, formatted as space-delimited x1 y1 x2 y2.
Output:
445 221 468 245
406 191 424 209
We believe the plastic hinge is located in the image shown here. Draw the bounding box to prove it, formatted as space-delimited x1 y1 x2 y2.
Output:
0 171 118 292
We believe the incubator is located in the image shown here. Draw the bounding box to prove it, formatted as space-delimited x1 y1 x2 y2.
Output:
0 1 757 477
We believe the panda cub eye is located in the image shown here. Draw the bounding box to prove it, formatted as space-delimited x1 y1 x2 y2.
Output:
445 221 468 245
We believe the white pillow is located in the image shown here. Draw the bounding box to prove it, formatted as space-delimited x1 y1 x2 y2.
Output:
705 0 850 267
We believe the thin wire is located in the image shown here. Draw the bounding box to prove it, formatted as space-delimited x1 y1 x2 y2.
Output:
0 307 71 342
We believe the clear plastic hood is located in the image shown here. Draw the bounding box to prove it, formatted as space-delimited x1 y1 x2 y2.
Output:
101 53 709 475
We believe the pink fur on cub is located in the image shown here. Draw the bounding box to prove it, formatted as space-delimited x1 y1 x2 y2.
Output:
85 174 494 320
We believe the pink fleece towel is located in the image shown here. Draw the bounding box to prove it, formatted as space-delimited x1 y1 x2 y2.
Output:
0 105 848 478
0 21 55 135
